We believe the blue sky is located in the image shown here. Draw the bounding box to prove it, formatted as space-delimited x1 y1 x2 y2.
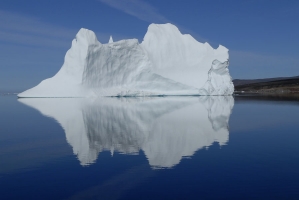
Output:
0 0 299 91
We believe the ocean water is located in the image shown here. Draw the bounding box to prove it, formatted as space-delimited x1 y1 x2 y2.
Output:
1 94 299 199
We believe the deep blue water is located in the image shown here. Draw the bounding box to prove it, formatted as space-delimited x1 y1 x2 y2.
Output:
1 95 299 199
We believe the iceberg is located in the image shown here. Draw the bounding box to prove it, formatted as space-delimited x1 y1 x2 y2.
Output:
18 23 234 98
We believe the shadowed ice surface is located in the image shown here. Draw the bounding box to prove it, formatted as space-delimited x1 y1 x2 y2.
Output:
18 96 234 168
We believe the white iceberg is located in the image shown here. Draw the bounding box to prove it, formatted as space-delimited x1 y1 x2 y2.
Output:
18 23 234 98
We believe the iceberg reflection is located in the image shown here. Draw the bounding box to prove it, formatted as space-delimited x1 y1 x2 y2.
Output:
18 96 234 168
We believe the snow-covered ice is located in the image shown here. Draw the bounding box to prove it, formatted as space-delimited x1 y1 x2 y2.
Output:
18 23 234 98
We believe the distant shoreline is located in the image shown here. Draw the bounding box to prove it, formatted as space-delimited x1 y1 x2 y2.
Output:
233 76 299 94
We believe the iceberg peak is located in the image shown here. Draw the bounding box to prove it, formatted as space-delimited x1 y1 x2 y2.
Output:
75 28 99 45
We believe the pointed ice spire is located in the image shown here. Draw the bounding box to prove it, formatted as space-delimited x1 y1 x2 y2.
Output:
109 35 113 43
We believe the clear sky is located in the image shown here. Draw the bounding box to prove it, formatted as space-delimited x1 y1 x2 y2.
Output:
0 0 299 92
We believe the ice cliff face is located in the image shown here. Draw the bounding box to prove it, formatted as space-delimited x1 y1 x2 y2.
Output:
82 38 197 96
18 23 234 98
201 60 234 95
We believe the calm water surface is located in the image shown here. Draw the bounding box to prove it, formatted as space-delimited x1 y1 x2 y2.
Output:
0 95 299 199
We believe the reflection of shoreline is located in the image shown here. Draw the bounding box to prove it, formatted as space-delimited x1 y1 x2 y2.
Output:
234 94 299 103
18 96 234 169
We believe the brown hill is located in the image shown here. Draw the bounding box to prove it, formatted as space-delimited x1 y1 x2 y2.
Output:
233 76 299 94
